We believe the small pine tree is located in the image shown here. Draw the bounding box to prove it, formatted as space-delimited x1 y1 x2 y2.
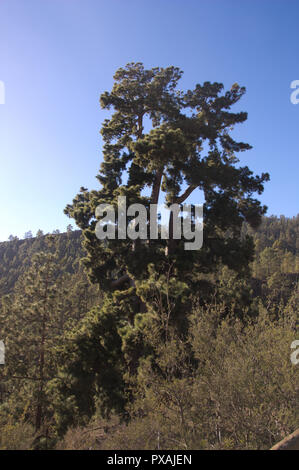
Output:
0 237 67 433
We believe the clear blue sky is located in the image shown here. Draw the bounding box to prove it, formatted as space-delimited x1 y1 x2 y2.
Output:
0 0 298 241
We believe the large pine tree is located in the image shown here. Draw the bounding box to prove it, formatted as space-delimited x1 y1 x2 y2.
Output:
66 62 269 294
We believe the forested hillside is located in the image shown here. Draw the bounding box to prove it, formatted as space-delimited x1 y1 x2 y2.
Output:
1 215 298 304
0 230 83 296
0 215 298 450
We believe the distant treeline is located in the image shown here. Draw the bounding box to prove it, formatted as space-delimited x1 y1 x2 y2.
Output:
1 215 298 299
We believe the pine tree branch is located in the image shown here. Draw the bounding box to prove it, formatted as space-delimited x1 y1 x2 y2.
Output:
174 184 197 204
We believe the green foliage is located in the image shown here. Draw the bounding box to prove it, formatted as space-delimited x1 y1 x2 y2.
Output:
49 298 126 436
55 301 298 450
0 419 35 450
0 64 297 450
0 216 297 449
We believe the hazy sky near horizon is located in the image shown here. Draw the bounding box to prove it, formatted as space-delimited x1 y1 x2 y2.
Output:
0 0 298 241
